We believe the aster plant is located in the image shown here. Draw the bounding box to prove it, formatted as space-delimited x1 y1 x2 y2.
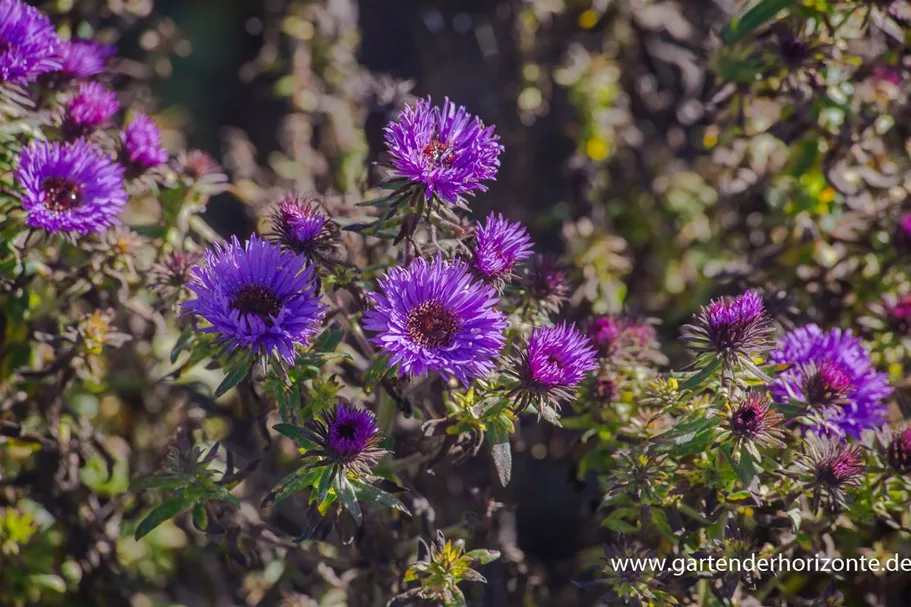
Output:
269 192 340 264
14 138 127 235
181 235 327 381
681 290 775 383
771 324 891 437
363 255 507 386
264 402 406 526
365 97 502 243
4 0 911 605
0 0 60 86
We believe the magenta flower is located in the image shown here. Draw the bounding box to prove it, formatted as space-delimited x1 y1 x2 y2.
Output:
65 81 119 137
472 212 533 282
363 255 507 385
771 324 891 437
120 113 168 171
15 139 126 235
182 236 327 364
383 97 502 206
58 38 115 79
0 0 61 84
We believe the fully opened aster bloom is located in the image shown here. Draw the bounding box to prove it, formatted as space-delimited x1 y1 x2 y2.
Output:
510 322 598 417
472 212 533 282
383 97 502 206
771 324 891 437
0 0 61 84
64 81 119 138
121 112 168 171
681 290 773 372
270 193 339 262
15 139 126 235
363 255 507 385
182 236 327 364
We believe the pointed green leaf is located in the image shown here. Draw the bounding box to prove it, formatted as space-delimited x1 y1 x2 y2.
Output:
273 423 320 450
351 479 411 515
488 428 512 487
135 495 193 540
263 465 323 507
722 0 796 44
316 465 336 505
336 474 362 525
214 353 252 398
171 330 195 364
465 549 501 565
677 358 722 391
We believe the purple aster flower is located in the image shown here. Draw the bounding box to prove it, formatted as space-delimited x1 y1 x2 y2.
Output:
57 38 115 79
587 316 621 357
885 428 911 475
681 290 773 371
509 322 598 418
325 403 380 461
262 403 389 510
120 112 168 171
15 139 126 235
64 81 119 138
181 235 327 365
472 212 533 282
796 434 866 512
363 255 508 385
269 193 339 262
771 324 891 438
383 96 502 206
0 0 61 84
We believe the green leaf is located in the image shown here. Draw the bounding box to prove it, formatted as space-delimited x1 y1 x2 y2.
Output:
677 358 722 391
263 465 323 507
445 586 467 607
336 474 362 525
488 428 512 487
312 327 344 353
722 0 796 44
27 574 66 594
214 352 253 398
465 549 501 565
364 354 393 391
273 423 320 450
135 494 193 540
351 479 411 515
652 416 720 452
171 330 195 364
192 503 208 531
316 465 336 505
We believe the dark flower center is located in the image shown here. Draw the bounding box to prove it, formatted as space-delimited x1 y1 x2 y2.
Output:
335 422 357 440
0 40 11 55
731 407 759 436
405 300 459 347
422 139 454 167
779 37 810 67
229 284 282 320
803 362 853 408
42 177 83 213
